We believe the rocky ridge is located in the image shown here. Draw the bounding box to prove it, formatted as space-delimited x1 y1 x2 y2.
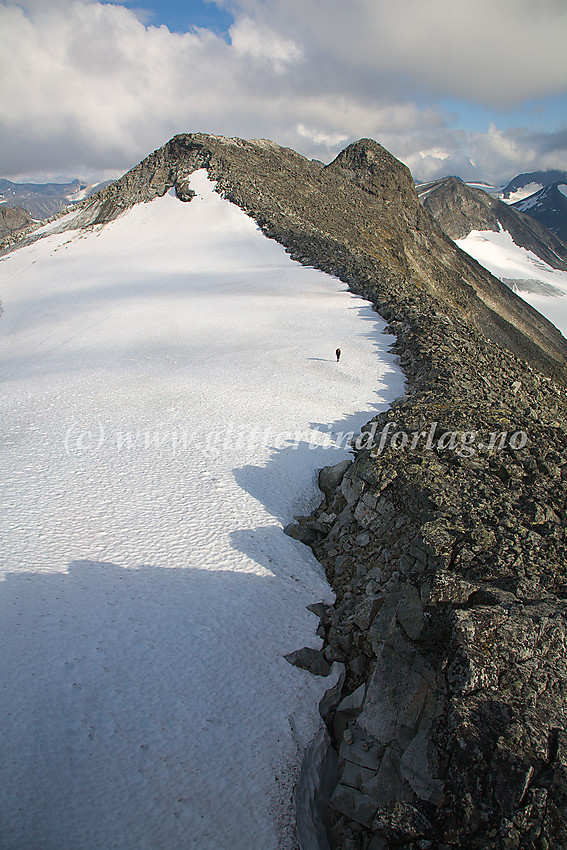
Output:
3 134 567 848
291 354 567 849
4 134 567 380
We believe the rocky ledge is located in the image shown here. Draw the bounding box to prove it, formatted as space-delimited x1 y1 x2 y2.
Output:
290 354 567 848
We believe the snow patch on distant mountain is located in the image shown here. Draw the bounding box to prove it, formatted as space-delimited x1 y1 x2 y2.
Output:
511 182 567 243
501 170 567 202
514 192 546 212
502 183 543 205
67 181 112 203
465 181 502 197
456 228 567 336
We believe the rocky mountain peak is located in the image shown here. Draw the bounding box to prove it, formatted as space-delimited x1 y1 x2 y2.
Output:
326 137 416 202
4 131 567 381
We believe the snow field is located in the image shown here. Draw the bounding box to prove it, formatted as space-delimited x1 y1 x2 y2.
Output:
0 171 404 849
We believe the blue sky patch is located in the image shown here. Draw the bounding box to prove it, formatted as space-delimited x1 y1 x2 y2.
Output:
120 0 234 36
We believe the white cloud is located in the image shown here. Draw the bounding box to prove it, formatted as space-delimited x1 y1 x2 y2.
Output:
468 125 567 182
229 16 302 73
296 125 348 148
0 0 566 184
224 0 567 106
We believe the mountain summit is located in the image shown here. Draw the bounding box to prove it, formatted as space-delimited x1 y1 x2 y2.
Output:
15 132 567 379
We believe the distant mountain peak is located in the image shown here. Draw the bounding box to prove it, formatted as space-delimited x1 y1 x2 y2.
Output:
501 169 567 200
511 180 567 243
417 175 567 271
0 177 114 222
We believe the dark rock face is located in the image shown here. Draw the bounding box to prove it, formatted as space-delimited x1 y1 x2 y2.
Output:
4 133 567 848
417 176 501 239
284 647 331 677
417 176 567 271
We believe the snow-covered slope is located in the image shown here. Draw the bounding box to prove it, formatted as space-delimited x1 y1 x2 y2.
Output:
465 181 502 196
0 171 403 849
456 227 567 337
66 180 114 203
503 182 544 204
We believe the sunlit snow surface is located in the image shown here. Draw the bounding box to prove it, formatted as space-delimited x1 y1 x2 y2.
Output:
456 228 567 337
0 171 404 849
501 183 543 204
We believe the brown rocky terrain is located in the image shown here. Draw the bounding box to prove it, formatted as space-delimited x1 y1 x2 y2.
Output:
3 133 567 849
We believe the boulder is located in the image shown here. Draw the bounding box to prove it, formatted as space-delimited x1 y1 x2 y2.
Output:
319 460 352 502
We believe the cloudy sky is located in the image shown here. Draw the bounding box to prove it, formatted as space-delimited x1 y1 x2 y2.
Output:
1 0 566 185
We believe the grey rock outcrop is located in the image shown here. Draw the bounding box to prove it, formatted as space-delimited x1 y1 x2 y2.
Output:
319 462 353 502
285 647 331 677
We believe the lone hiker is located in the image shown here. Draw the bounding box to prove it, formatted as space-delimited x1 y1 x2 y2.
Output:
336 348 341 362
